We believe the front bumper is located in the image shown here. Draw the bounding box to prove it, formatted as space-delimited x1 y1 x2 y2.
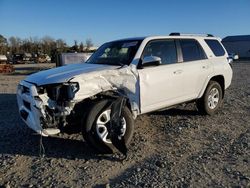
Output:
16 80 47 136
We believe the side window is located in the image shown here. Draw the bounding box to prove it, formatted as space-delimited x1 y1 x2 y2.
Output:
142 40 177 65
180 39 207 62
205 39 225 56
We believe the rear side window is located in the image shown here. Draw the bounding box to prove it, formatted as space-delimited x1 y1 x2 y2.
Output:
180 39 207 62
205 39 225 56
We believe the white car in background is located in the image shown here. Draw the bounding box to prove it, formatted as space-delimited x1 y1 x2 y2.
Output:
0 55 8 63
17 33 233 153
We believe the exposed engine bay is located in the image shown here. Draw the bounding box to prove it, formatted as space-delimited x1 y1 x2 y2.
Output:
16 64 139 137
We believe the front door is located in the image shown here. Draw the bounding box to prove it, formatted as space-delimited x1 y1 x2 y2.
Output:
138 39 185 113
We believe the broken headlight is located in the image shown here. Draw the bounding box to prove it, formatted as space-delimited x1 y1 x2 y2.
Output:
37 86 45 94
45 82 79 102
69 82 79 93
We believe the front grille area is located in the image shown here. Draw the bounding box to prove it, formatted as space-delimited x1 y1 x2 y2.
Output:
20 109 28 120
22 86 30 94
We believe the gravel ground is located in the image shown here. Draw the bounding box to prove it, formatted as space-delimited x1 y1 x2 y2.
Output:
0 62 249 188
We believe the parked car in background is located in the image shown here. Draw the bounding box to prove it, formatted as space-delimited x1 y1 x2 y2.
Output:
0 55 8 63
227 53 239 64
12 54 24 64
37 54 51 63
0 54 14 73
23 53 32 62
12 53 32 64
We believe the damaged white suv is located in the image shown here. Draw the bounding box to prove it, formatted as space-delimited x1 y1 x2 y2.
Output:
17 33 233 153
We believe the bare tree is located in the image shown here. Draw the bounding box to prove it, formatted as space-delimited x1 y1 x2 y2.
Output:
9 36 22 54
22 38 32 53
71 40 79 52
86 38 93 50
79 42 85 52
0 34 8 54
0 34 95 56
41 36 56 55
56 39 66 49
0 35 7 45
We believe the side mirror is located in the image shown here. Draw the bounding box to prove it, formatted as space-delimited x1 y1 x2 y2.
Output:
142 56 162 67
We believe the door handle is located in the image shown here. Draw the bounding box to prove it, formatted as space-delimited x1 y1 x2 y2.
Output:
173 70 183 74
202 65 209 69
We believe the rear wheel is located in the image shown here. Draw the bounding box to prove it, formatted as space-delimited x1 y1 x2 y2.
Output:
82 99 134 153
196 81 223 115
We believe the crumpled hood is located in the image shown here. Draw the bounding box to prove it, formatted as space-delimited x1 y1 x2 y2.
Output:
25 63 119 86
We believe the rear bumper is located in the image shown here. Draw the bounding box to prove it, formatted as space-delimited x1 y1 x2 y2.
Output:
16 80 45 135
224 63 233 89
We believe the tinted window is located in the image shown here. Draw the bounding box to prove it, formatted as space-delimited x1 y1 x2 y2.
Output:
205 39 225 56
180 39 207 62
142 40 177 65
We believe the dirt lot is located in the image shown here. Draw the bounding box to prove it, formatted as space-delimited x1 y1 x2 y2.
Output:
0 62 249 188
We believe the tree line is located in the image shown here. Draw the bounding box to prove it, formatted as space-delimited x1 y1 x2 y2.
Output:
0 34 94 56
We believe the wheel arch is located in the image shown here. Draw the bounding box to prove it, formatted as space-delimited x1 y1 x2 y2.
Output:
95 90 133 111
65 89 137 133
76 90 134 116
199 75 225 99
210 75 225 98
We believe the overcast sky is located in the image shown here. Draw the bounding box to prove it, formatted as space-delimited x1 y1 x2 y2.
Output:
0 0 250 46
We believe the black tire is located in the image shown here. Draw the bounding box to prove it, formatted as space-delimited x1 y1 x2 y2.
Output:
196 81 223 115
82 99 134 153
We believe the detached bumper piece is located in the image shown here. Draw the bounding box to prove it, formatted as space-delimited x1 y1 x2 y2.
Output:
20 109 28 121
23 100 31 110
109 97 128 157
17 81 44 134
17 80 76 136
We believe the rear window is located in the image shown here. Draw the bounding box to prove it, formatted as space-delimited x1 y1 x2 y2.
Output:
180 39 207 62
205 39 225 56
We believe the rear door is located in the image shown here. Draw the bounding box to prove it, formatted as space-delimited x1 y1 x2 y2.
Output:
176 39 212 100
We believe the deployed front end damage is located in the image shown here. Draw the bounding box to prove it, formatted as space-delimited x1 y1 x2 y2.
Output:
16 66 139 136
17 80 79 136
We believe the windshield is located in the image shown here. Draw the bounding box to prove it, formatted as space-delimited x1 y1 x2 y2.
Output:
86 40 142 66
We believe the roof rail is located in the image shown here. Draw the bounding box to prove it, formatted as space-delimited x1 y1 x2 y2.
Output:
169 33 214 37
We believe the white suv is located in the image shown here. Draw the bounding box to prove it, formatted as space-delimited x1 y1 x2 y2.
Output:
17 33 233 153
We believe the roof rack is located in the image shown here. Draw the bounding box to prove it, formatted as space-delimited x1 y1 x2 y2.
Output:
169 33 214 37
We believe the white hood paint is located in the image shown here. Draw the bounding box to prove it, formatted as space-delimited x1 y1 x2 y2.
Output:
18 62 140 136
25 63 140 116
25 63 119 86
70 65 140 116
71 66 140 114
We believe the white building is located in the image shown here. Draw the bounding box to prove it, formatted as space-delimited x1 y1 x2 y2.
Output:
58 52 92 66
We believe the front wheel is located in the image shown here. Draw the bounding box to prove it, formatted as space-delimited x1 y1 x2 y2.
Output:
82 99 134 153
196 81 223 115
